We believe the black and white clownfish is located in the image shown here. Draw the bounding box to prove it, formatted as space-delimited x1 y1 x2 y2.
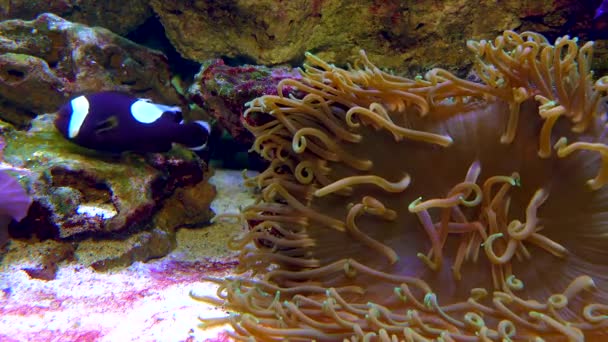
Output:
54 91 210 154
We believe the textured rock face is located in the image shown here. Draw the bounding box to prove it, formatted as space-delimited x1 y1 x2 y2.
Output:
2 115 212 240
0 13 181 127
188 59 300 146
151 0 595 74
0 0 152 35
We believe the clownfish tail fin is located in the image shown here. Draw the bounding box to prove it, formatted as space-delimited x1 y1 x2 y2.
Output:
175 120 211 151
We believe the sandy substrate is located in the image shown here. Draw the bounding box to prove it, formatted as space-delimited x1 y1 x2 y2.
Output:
0 169 257 342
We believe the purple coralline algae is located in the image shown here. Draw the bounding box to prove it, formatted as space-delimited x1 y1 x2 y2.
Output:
188 59 300 146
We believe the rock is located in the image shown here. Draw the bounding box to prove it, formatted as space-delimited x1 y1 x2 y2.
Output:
594 40 608 77
0 13 181 127
151 0 596 75
75 228 175 271
0 0 152 35
188 59 300 146
2 114 209 239
4 239 75 280
153 170 216 231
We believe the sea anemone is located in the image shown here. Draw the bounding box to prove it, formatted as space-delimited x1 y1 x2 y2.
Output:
0 170 31 223
0 137 32 246
196 31 608 340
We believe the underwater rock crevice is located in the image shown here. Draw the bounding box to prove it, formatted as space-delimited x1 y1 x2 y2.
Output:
0 13 182 128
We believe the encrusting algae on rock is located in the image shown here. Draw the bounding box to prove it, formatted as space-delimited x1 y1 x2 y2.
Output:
193 31 608 340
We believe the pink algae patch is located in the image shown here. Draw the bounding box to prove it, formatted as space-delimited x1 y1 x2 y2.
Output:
0 257 238 341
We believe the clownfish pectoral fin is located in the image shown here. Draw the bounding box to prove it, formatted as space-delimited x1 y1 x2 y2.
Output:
94 115 120 134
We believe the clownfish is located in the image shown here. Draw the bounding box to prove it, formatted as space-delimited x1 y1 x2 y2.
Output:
54 91 210 154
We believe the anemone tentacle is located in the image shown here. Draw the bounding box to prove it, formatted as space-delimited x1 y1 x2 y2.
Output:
197 31 608 341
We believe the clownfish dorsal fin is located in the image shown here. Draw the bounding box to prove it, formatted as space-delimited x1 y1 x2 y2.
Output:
94 115 119 134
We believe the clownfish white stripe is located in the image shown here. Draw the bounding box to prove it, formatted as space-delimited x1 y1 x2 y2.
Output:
196 120 211 134
131 100 181 124
68 95 90 138
55 91 208 154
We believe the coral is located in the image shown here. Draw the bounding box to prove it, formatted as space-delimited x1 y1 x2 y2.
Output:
188 59 301 146
195 31 608 340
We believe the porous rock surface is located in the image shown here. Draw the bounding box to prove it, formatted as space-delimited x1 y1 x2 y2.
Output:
188 59 300 146
0 0 152 35
0 13 181 127
151 0 596 75
2 114 213 241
